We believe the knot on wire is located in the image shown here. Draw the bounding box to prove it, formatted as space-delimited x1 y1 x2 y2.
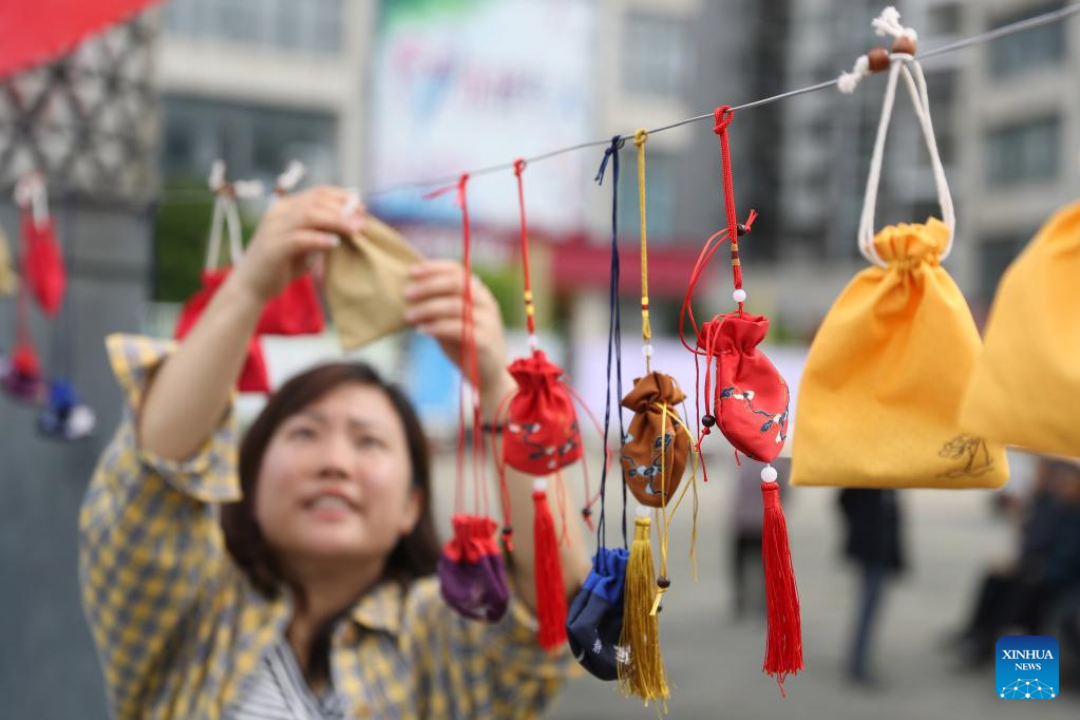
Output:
207 160 263 200
633 127 648 147
421 173 470 208
594 136 625 185
840 7 919 94
274 160 306 195
713 105 734 135
513 158 527 177
208 159 228 194
455 173 469 208
873 6 918 47
13 171 45 209
14 170 49 226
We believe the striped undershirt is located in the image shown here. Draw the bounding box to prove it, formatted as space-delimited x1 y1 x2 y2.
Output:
225 640 346 720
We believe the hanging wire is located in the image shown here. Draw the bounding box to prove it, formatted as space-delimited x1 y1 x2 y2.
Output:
156 2 1080 204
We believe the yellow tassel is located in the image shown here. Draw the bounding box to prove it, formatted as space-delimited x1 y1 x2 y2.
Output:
619 512 669 707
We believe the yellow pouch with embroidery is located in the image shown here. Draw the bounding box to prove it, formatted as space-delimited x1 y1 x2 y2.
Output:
959 202 1080 458
791 58 1008 488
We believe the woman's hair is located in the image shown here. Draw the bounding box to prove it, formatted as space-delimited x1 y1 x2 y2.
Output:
221 362 440 599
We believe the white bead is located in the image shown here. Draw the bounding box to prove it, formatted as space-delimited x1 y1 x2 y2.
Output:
533 478 548 492
733 289 747 303
761 465 778 483
635 505 651 518
642 343 654 358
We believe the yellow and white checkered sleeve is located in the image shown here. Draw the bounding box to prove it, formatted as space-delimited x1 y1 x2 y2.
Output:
78 334 242 720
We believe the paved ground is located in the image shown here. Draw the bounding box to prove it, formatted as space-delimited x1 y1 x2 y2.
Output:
429 450 1080 719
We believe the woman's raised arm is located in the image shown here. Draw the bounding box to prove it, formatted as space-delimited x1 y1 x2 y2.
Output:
140 187 362 461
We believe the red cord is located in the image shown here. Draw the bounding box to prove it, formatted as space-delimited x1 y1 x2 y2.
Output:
678 107 761 481
513 158 538 340
490 388 517 551
425 174 487 517
563 382 615 521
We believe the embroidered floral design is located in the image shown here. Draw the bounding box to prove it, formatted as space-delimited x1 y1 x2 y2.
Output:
621 431 677 495
937 434 995 478
719 385 789 444
507 418 581 470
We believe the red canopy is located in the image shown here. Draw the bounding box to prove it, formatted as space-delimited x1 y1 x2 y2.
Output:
0 0 162 79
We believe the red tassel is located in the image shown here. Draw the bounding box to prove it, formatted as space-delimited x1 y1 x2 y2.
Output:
532 480 567 651
761 478 803 696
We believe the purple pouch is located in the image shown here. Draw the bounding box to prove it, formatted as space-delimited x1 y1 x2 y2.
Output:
1 345 45 404
438 514 510 623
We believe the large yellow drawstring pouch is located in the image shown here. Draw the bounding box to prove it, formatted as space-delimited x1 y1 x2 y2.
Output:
791 57 1009 489
959 202 1080 459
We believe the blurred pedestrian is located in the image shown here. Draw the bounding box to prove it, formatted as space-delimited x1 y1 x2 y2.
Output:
952 459 1080 669
838 488 906 687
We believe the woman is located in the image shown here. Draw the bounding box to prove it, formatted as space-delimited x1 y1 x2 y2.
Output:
79 187 590 719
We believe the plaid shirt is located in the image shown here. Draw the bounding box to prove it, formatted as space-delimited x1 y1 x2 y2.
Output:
80 335 577 719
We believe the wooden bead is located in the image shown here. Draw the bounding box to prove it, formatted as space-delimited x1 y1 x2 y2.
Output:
892 35 916 56
868 47 891 73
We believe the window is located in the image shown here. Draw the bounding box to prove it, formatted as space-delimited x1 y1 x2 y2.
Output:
622 13 690 97
218 0 260 44
311 0 343 54
988 2 1066 77
928 4 962 35
920 69 957 167
911 201 945 225
164 0 343 56
985 116 1061 187
161 95 338 185
979 235 1030 302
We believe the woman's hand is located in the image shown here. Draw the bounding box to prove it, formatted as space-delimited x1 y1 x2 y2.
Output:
231 187 365 303
403 260 515 409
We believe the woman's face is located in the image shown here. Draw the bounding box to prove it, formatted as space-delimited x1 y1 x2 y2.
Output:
254 383 422 568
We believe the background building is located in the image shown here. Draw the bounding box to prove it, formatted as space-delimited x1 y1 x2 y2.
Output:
158 0 376 187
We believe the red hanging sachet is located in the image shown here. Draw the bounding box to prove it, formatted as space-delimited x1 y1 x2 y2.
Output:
15 173 65 317
256 162 325 336
1 250 45 403
20 212 65 317
493 158 602 526
488 159 607 649
3 174 55 402
680 107 803 695
174 268 271 394
500 161 582 482
257 274 323 336
174 166 270 393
